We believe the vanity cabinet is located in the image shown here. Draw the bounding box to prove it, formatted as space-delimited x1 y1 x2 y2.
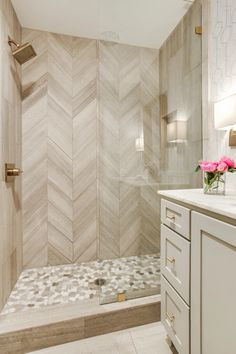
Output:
161 200 191 354
160 193 236 354
191 212 236 354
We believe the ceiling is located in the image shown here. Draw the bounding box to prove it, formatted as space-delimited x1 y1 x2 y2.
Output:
11 0 193 49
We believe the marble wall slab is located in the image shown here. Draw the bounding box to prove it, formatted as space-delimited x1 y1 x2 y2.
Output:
0 0 22 311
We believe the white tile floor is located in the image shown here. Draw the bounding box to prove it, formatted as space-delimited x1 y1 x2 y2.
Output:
28 322 176 354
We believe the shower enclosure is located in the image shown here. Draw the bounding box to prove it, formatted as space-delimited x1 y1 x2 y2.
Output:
1 0 202 315
97 41 161 304
97 0 202 304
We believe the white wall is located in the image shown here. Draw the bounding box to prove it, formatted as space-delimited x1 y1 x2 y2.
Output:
203 0 236 190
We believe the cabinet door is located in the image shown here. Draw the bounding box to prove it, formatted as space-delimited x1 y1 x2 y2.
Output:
161 199 190 239
161 276 190 354
191 212 236 354
161 225 190 304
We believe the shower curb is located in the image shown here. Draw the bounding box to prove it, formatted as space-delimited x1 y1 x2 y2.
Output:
0 297 160 354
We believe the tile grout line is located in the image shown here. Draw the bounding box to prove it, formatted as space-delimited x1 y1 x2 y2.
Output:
129 331 139 354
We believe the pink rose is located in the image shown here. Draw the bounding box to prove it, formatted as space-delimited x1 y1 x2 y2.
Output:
200 161 218 172
217 161 228 172
220 156 236 168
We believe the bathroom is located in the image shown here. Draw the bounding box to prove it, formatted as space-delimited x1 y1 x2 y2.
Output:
0 0 235 353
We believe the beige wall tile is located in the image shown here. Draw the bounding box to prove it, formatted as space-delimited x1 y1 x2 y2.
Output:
0 0 22 311
21 29 160 266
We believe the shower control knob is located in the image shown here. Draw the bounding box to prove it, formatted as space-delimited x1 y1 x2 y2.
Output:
5 163 23 182
7 168 23 176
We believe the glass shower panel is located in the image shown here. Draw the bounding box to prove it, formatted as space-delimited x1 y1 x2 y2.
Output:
159 1 202 190
98 0 202 304
97 41 161 304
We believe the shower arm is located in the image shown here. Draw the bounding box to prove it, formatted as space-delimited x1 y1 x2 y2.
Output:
8 37 20 49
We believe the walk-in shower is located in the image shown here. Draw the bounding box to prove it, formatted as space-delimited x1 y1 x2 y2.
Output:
1 0 202 317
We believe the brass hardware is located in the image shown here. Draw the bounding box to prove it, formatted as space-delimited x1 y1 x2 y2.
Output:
167 214 176 223
8 36 36 65
94 278 106 286
7 168 22 176
166 312 175 323
229 129 236 147
5 163 23 183
117 292 126 302
195 26 202 35
167 257 176 264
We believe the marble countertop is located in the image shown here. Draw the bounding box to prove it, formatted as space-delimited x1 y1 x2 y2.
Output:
158 189 236 220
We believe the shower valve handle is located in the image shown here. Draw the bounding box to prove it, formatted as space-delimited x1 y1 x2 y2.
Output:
5 163 23 182
7 168 23 176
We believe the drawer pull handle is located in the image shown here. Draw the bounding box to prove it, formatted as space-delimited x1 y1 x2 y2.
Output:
166 312 175 323
167 257 176 264
168 215 176 223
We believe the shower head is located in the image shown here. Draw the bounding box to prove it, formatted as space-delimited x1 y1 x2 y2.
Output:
8 37 36 65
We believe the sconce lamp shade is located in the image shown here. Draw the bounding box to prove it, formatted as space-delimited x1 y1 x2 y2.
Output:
214 94 236 130
167 120 187 143
135 137 144 152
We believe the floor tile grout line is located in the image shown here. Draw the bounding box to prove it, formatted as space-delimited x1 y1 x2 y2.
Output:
129 331 139 354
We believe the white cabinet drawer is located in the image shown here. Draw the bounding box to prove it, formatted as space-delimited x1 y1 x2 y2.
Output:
161 276 189 354
161 199 190 239
161 224 190 304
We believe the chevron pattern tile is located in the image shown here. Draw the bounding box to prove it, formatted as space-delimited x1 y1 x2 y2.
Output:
140 184 160 255
119 44 142 257
120 182 141 257
22 29 48 268
48 33 73 265
72 37 98 263
22 29 160 267
0 0 22 311
140 48 160 255
98 41 120 260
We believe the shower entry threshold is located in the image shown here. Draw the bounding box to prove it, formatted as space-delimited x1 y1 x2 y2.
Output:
0 254 160 353
0 295 160 353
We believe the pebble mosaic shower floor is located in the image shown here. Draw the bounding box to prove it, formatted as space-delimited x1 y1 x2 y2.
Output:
1 254 160 315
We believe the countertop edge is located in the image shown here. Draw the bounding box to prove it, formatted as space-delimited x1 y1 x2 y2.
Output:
158 189 236 222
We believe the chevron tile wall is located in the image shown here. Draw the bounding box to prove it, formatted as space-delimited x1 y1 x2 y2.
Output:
72 37 98 263
98 42 160 259
22 29 160 268
98 41 120 260
47 33 73 265
22 29 49 268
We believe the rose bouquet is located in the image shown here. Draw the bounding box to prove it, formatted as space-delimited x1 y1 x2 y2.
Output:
195 156 236 195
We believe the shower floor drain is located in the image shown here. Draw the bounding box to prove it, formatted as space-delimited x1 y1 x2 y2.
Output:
94 278 106 286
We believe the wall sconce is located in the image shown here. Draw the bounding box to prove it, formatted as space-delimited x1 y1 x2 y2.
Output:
135 137 144 152
167 120 187 143
214 94 236 146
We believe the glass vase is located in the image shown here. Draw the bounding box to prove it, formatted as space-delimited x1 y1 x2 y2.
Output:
203 171 226 195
